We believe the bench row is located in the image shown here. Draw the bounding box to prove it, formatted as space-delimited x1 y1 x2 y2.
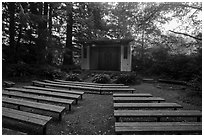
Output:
44 79 127 88
114 110 202 122
5 87 81 104
3 85 85 134
115 122 202 135
113 93 202 135
32 80 136 94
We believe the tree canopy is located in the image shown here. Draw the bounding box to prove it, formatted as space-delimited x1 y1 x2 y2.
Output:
2 2 202 85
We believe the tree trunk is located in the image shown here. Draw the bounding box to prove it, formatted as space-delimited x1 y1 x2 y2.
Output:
43 2 48 30
63 3 73 65
37 2 46 64
15 24 22 63
8 2 15 63
48 3 52 36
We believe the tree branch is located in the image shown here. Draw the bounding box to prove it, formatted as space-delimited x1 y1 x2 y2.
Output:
169 30 202 41
177 3 202 11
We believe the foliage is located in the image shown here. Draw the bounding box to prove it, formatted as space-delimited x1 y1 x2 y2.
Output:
92 74 111 84
36 65 67 80
60 64 81 73
65 73 81 81
5 62 33 77
2 2 202 91
114 73 140 85
187 74 202 93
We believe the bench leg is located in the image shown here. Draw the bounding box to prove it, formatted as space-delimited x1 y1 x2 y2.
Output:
115 117 120 122
197 117 201 122
69 105 71 111
80 95 83 100
75 99 78 105
42 126 47 135
157 117 161 122
59 113 62 121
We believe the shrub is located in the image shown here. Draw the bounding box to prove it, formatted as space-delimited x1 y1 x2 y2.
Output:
92 74 111 84
65 73 81 81
115 73 139 85
7 62 32 77
187 74 202 93
36 65 66 80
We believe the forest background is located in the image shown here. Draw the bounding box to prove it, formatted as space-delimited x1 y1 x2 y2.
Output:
2 2 202 91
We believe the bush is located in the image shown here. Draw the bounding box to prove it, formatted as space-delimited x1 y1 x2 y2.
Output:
36 65 66 80
6 62 33 77
187 74 202 93
65 73 81 81
92 74 111 84
115 73 139 85
60 65 81 73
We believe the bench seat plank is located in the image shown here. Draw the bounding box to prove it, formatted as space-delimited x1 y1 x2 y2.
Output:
101 88 135 93
2 97 65 120
3 107 52 121
3 109 49 126
113 93 152 97
115 122 202 133
113 97 165 103
5 87 80 104
114 103 182 110
3 90 74 110
115 122 202 134
114 110 202 122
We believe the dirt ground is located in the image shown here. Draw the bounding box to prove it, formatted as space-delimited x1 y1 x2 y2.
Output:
2 82 202 135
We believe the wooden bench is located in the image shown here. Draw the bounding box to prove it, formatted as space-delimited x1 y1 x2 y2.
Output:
32 80 103 94
5 87 80 104
2 107 52 134
3 90 74 111
33 80 100 90
44 79 129 88
23 86 84 99
115 122 202 135
54 79 124 86
4 81 15 87
2 97 65 121
113 93 152 97
114 103 182 110
113 97 165 103
101 88 136 94
43 79 104 88
114 110 202 122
